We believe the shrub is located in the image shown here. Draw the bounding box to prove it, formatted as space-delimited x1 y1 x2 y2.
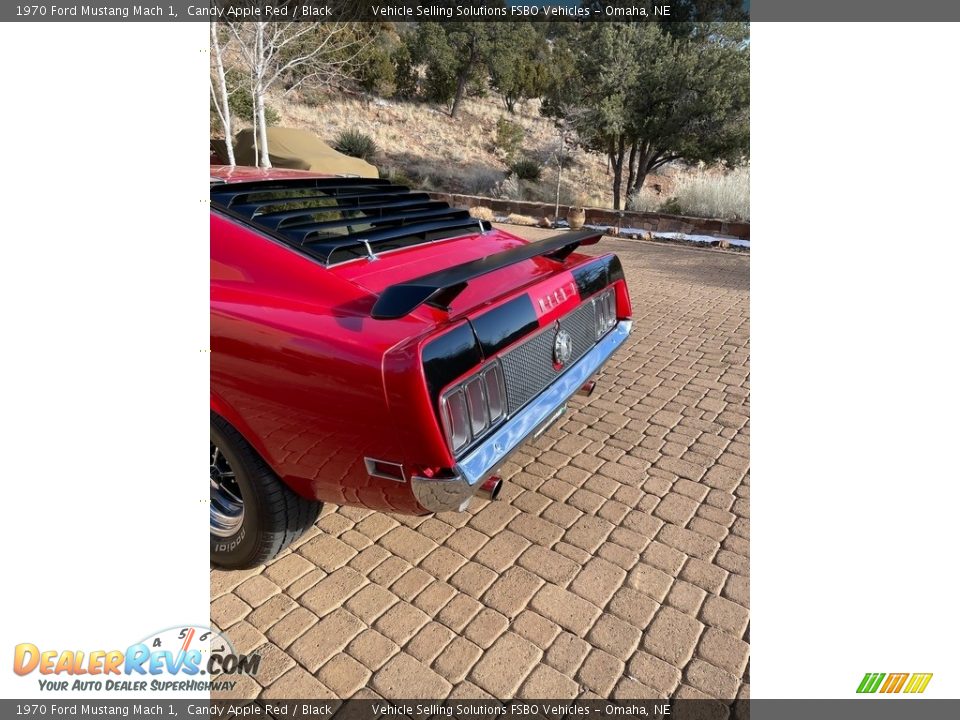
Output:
657 167 749 220
625 191 657 213
469 206 495 221
468 77 489 99
392 44 419 99
421 52 458 105
218 70 280 127
358 42 396 96
505 213 538 226
494 117 525 160
509 157 543 182
333 129 379 162
530 168 580 206
210 94 279 133
416 173 444 192
493 174 522 201
379 166 415 188
658 197 684 215
462 167 503 195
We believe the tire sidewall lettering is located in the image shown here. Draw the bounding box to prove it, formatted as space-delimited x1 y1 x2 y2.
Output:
212 527 245 553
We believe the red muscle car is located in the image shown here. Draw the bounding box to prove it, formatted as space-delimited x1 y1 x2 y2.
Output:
210 166 632 568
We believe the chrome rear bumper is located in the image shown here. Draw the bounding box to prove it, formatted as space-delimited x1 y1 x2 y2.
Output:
411 320 632 513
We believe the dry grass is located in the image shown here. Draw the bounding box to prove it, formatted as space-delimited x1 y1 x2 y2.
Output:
468 206 495 221
270 92 618 203
265 91 745 219
629 166 750 221
670 167 750 221
627 167 750 220
505 213 539 226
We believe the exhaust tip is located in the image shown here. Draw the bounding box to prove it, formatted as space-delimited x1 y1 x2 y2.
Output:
478 476 502 501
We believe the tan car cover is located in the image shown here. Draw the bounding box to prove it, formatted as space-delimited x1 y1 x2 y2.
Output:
212 127 378 178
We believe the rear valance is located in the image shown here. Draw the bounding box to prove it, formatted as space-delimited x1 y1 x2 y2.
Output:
370 230 603 320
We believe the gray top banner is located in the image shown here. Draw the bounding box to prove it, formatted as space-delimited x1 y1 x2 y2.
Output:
2 0 960 22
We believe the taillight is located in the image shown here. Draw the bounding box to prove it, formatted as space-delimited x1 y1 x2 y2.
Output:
441 388 471 452
440 361 506 455
593 288 617 339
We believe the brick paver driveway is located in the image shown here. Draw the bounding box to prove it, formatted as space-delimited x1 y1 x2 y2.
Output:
211 231 750 702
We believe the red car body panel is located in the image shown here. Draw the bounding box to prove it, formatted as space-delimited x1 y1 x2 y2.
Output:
210 166 631 514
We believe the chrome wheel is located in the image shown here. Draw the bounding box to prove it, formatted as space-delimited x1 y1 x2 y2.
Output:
210 443 244 537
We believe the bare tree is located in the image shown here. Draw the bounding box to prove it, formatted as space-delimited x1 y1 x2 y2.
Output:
551 123 575 222
209 21 235 165
227 18 371 168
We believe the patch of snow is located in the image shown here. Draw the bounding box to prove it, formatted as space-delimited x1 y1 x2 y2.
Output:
495 218 749 249
647 230 750 249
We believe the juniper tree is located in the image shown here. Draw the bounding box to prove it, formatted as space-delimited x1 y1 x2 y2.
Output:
546 22 749 210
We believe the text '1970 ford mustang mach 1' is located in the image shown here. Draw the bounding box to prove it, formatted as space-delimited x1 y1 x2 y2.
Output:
210 166 632 568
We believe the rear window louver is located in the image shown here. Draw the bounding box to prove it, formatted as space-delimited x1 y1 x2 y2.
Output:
210 178 491 265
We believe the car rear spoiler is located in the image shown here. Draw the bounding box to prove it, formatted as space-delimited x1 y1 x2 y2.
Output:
370 229 603 320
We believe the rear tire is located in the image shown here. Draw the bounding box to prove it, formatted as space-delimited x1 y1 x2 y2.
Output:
210 413 321 569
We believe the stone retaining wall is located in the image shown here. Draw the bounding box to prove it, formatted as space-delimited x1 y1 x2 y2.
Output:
428 192 750 241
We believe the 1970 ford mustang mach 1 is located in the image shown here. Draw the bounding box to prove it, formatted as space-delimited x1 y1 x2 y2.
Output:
210 166 632 568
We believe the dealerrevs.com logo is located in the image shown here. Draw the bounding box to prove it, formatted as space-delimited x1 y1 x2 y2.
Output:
13 625 259 693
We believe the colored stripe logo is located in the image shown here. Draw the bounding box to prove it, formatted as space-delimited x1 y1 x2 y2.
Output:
857 672 932 694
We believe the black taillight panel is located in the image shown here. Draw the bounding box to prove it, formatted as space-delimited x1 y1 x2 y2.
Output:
422 322 483 409
469 295 539 358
